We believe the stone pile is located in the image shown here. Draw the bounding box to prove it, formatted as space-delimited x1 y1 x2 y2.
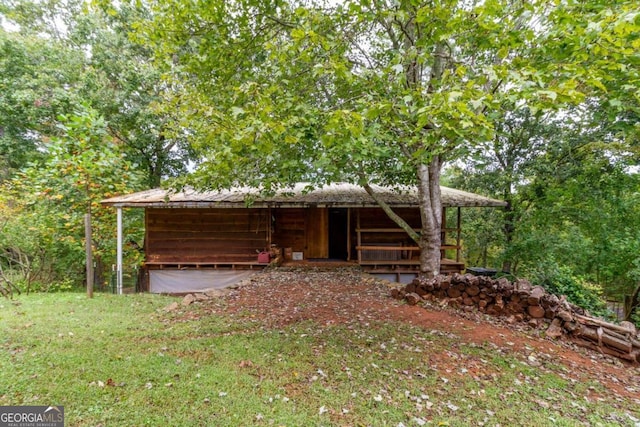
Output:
391 273 640 364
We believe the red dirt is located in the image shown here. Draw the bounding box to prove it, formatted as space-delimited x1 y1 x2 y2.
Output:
197 267 640 401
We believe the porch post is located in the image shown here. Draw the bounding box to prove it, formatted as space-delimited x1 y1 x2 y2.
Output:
117 206 123 295
456 207 461 263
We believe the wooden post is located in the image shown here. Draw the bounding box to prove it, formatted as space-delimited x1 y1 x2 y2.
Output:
117 207 123 295
85 213 94 298
456 207 461 263
441 207 447 259
356 209 362 264
267 207 272 248
346 208 351 261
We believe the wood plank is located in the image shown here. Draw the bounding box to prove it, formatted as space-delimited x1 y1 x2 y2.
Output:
306 207 328 258
356 228 422 233
147 254 259 263
356 245 420 251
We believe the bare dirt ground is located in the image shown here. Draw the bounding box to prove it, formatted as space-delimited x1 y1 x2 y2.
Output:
188 266 640 402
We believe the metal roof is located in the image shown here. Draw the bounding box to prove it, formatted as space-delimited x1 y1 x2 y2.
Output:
101 182 507 208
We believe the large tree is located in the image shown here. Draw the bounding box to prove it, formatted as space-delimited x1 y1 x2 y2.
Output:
144 0 632 277
0 0 195 187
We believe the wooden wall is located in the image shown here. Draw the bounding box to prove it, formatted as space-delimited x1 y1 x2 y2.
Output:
271 208 305 253
355 208 421 244
143 206 440 265
145 208 269 264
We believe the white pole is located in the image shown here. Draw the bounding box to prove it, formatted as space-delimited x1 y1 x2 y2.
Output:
117 207 123 295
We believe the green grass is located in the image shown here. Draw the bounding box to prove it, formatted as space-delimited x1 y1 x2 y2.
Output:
1 292 638 426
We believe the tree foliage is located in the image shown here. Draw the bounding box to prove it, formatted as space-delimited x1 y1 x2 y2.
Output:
0 0 195 186
0 106 144 294
143 0 625 276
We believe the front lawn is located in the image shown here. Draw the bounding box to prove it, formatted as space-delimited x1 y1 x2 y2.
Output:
1 292 638 426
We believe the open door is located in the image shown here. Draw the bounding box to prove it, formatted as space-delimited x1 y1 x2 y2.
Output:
329 208 348 260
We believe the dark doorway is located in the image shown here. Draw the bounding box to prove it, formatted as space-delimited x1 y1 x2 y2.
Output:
329 208 348 260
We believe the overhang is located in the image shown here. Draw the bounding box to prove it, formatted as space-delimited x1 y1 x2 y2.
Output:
101 182 507 209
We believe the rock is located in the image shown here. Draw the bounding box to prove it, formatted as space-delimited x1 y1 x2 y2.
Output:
195 293 209 301
527 286 546 305
556 310 573 322
415 285 429 297
515 279 532 292
163 302 179 312
451 273 466 284
447 288 462 298
541 293 559 309
527 305 545 319
506 301 523 314
496 277 512 292
466 274 480 287
466 285 480 297
563 321 580 333
405 292 422 306
620 321 637 335
528 318 542 328
390 288 403 300
204 289 225 298
182 294 196 306
546 318 564 339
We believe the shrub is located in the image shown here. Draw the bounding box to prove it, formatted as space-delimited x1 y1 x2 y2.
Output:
631 307 640 329
531 262 609 318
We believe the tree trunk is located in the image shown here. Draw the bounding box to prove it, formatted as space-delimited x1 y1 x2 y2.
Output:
417 157 443 278
501 198 515 273
625 283 640 322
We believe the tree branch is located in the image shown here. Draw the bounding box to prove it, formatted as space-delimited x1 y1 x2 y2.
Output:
360 177 421 243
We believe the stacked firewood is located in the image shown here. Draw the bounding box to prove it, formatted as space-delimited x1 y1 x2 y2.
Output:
391 273 640 364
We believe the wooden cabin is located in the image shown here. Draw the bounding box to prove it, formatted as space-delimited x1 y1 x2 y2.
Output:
101 183 506 293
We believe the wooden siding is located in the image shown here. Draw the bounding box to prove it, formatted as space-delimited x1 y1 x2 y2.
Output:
355 208 421 249
142 206 464 274
146 208 269 264
272 209 305 253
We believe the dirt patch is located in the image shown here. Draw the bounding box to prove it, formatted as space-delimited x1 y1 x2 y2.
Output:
193 267 640 401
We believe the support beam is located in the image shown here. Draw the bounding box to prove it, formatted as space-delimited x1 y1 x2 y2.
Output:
85 213 93 298
456 207 461 263
117 207 123 295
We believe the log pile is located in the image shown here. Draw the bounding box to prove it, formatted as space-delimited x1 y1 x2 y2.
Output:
391 273 640 364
